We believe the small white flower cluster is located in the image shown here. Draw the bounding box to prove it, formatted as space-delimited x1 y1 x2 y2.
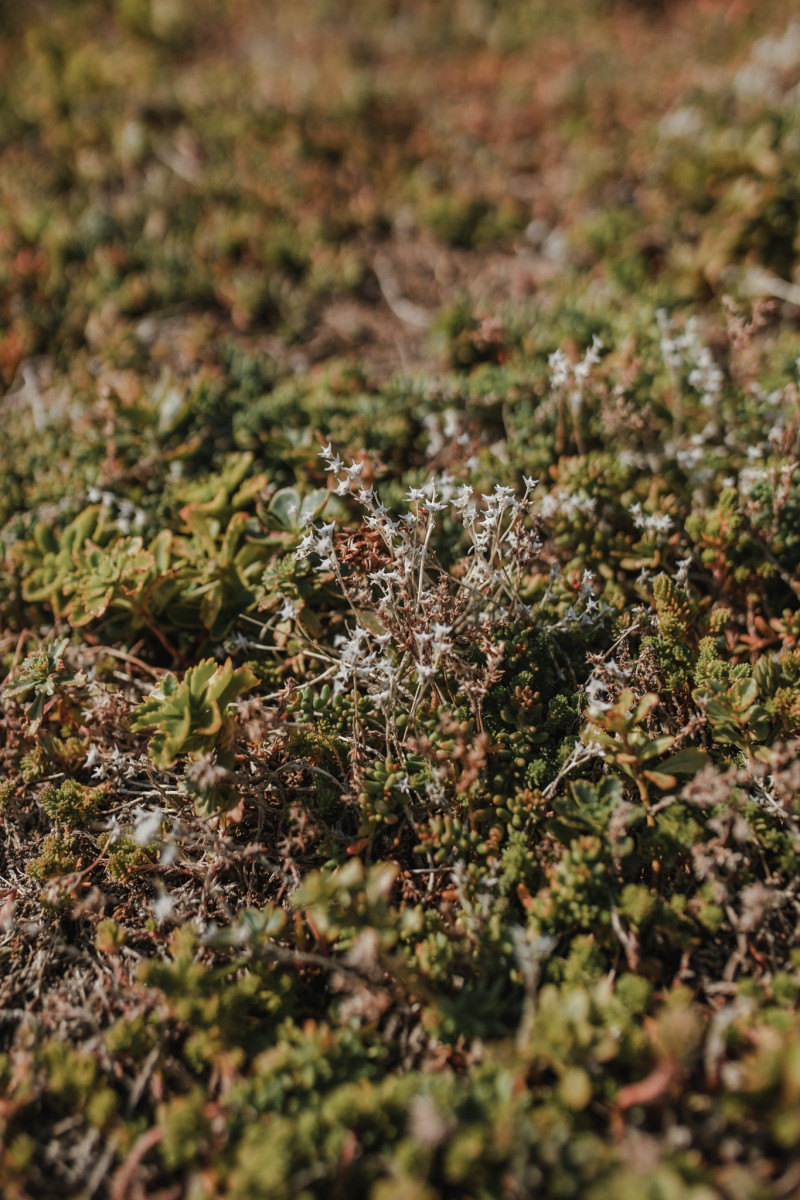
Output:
738 464 770 499
293 445 545 719
150 890 176 924
548 334 604 413
315 442 365 498
330 622 399 704
132 804 165 845
583 657 631 719
276 595 299 623
688 352 724 410
674 555 693 588
546 567 612 632
86 487 147 534
447 478 541 603
539 489 596 521
296 518 338 572
84 742 134 779
422 407 462 457
734 19 800 105
658 105 704 142
656 311 723 409
668 427 726 486
103 800 181 878
629 502 674 539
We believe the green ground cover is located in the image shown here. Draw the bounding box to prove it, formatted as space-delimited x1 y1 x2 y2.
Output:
5 1 800 1196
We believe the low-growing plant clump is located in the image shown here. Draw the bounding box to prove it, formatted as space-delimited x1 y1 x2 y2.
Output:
4 2 800 1198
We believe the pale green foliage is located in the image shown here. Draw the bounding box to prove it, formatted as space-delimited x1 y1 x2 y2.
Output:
130 658 258 768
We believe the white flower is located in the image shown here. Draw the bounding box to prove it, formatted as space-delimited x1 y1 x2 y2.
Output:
151 891 175 924
318 443 344 473
451 484 474 510
431 622 453 661
84 745 102 770
675 556 692 586
585 675 611 715
296 531 316 558
277 596 298 622
548 347 571 390
630 502 673 536
605 659 631 680
443 409 460 438
160 842 178 866
132 805 164 846
104 814 123 840
574 334 603 381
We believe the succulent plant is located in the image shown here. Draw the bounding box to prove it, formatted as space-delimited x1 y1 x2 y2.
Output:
3 637 88 734
130 658 258 768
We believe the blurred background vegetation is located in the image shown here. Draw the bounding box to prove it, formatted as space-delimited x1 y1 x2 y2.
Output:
2 0 798 390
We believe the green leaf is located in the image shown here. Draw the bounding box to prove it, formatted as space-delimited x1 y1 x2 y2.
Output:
639 735 676 762
632 693 659 726
658 747 711 775
642 769 677 790
266 487 303 531
130 659 258 768
732 677 758 709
